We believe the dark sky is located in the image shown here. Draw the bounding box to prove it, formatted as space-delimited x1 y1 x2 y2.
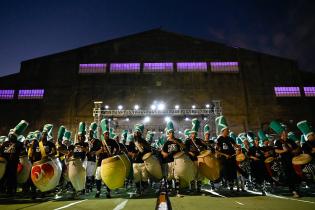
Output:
0 0 314 77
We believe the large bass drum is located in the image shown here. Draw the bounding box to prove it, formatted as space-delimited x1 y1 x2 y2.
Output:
101 155 126 190
142 152 163 180
17 155 32 184
197 150 220 181
173 151 197 188
68 158 86 191
31 157 62 192
0 156 7 180
292 154 314 181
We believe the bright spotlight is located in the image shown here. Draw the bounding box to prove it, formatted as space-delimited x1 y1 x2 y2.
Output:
164 116 171 122
118 105 123 110
126 118 129 121
144 116 151 123
175 105 179 110
185 117 190 121
192 105 196 109
150 105 156 110
134 104 139 110
206 104 210 108
158 103 165 111
179 131 182 134
203 117 208 121
105 105 109 109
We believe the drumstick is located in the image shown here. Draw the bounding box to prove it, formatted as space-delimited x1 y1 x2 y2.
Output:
102 140 112 157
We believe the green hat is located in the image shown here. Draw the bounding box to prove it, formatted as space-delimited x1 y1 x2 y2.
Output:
236 137 243 145
18 135 25 142
57 125 66 140
215 116 228 135
78 122 86 135
33 130 42 141
121 130 128 140
0 136 8 143
300 134 306 144
42 124 53 141
158 134 166 146
247 132 257 142
184 129 191 137
190 118 200 134
297 120 314 140
89 122 97 131
126 133 134 143
133 123 144 133
146 131 154 142
288 131 298 142
63 130 72 141
269 120 285 134
238 133 247 142
109 128 116 139
166 121 175 134
204 124 210 135
26 132 35 141
9 120 29 137
100 119 110 133
229 131 237 141
258 130 268 142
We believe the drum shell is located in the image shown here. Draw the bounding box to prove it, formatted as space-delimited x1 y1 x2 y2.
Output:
31 157 62 192
173 152 196 186
197 151 220 181
142 152 163 180
119 153 131 177
68 158 86 191
17 155 32 184
292 154 313 178
0 156 7 180
101 155 126 190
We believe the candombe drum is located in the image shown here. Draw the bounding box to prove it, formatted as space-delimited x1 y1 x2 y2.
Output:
173 151 197 187
236 153 246 162
292 154 313 179
142 152 163 180
0 156 7 180
197 150 220 181
119 152 131 177
31 157 62 192
101 155 126 189
68 158 86 191
17 155 32 184
264 156 275 178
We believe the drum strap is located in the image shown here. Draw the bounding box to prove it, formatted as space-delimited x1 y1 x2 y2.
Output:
39 141 47 158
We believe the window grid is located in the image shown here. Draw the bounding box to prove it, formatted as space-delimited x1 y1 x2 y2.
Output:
274 87 301 97
0 90 15 100
176 62 207 72
110 63 140 73
143 63 173 72
18 89 45 99
79 64 107 74
210 62 239 73
304 87 315 97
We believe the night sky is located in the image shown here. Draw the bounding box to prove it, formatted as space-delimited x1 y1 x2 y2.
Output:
0 0 314 77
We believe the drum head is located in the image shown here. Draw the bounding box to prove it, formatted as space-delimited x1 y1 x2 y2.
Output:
292 154 312 165
33 156 52 165
0 157 7 163
173 151 185 159
142 152 152 161
197 150 211 158
264 157 274 163
236 153 245 162
102 156 119 164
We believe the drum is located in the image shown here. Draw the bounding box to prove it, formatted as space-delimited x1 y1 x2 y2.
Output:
119 152 131 177
31 157 62 192
68 158 86 191
197 150 220 181
292 154 313 178
0 156 7 180
236 153 246 162
17 155 32 184
264 157 275 178
173 151 197 187
264 157 285 183
101 155 126 190
142 152 163 180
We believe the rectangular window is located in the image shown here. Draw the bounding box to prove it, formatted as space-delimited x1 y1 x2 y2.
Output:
79 64 106 74
143 62 173 72
0 89 14 100
274 87 301 97
210 62 239 73
176 62 207 72
18 89 44 99
110 63 140 73
304 87 315 97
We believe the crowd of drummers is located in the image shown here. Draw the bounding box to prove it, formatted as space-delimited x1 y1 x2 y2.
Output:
0 116 314 199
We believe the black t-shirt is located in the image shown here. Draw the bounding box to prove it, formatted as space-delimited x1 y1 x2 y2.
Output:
302 140 315 158
96 138 120 167
185 138 206 161
69 141 89 161
56 141 67 158
162 138 182 163
203 140 215 152
216 136 236 156
87 138 102 162
30 140 56 162
0 140 24 163
248 146 265 161
274 138 298 160
130 137 151 163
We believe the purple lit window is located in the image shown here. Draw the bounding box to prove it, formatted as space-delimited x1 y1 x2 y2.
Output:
18 89 44 99
0 90 14 100
176 62 207 72
210 62 239 73
110 63 140 73
143 63 173 72
274 87 301 97
304 87 315 97
79 64 106 74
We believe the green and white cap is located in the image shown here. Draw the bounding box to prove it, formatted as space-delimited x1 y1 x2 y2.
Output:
57 125 66 140
300 134 306 144
42 124 53 141
78 122 86 135
133 123 144 134
247 131 257 142
204 124 210 135
63 130 72 141
0 136 8 143
297 120 314 140
100 119 110 133
33 130 42 141
9 120 29 137
109 128 116 139
121 130 128 141
126 133 134 143
184 129 190 138
146 131 154 142
166 121 175 134
215 116 228 135
190 118 200 134
89 122 97 131
288 131 298 142
18 135 25 142
269 120 285 134
258 130 268 142
26 132 35 141
229 131 237 141
238 133 247 142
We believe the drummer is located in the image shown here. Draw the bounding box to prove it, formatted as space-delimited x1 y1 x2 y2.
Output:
297 120 315 158
39 124 57 158
94 119 120 198
215 116 237 192
161 121 184 196
0 120 28 195
68 122 89 162
270 120 301 198
185 118 206 193
203 124 215 152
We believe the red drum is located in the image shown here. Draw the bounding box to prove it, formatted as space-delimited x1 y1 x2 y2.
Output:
292 154 313 180
0 156 7 180
31 157 62 192
17 155 32 184
264 157 285 183
68 158 86 191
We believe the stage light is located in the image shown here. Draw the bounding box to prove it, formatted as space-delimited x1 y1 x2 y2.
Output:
158 103 165 111
185 117 190 121
105 105 109 109
144 116 151 123
108 119 111 122
206 104 210 108
192 105 196 109
150 104 156 110
126 118 129 121
203 117 208 121
164 116 171 122
118 105 123 110
175 105 179 110
134 104 139 110
179 131 182 134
